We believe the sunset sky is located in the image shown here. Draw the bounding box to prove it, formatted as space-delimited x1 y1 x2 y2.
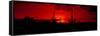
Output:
14 2 97 23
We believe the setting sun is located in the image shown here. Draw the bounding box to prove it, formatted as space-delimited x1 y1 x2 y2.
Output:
56 16 65 23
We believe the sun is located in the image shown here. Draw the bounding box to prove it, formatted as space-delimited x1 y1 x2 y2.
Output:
56 16 65 23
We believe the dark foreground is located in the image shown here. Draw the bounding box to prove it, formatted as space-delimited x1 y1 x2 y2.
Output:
9 19 97 35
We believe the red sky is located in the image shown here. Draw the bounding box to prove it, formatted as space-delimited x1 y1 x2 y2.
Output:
14 2 97 23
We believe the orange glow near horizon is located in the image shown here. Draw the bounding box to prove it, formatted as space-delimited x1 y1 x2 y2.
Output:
55 10 70 23
56 17 65 23
56 16 69 23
